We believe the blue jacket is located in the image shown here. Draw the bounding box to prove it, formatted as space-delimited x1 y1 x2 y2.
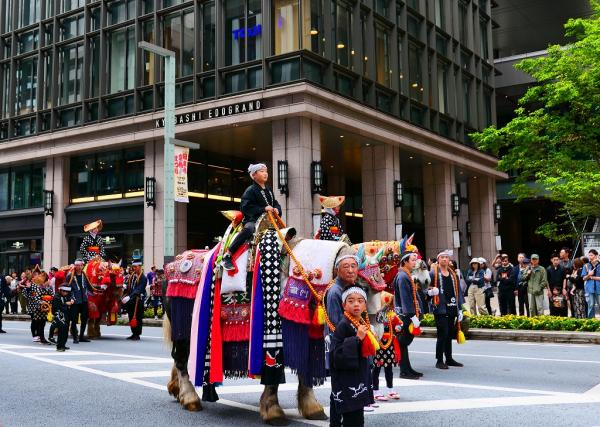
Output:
127 272 148 299
582 262 600 294
429 268 464 315
325 278 348 338
465 269 485 288
65 272 90 304
394 270 423 317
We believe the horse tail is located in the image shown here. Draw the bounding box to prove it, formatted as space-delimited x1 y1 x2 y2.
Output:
162 311 172 348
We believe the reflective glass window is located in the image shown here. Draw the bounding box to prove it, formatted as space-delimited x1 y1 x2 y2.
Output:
107 26 135 93
58 43 84 106
274 0 299 55
203 2 215 70
375 26 390 87
15 56 38 115
301 0 323 55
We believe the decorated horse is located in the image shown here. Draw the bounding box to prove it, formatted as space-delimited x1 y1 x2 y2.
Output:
163 211 392 424
82 258 125 339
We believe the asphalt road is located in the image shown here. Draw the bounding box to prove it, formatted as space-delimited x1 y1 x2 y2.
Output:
1 320 599 427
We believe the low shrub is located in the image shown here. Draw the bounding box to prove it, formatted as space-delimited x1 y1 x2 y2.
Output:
420 314 600 332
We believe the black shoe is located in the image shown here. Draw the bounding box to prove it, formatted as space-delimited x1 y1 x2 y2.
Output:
73 339 79 344
57 348 66 352
126 335 135 340
221 254 234 271
0 329 6 333
48 337 56 344
40 339 51 345
435 361 449 370
79 337 91 343
131 335 140 341
400 372 420 380
64 346 70 350
446 359 464 367
410 369 424 377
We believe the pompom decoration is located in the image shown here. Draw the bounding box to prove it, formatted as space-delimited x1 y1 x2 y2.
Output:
312 304 326 326
408 323 422 336
456 321 466 344
361 331 381 358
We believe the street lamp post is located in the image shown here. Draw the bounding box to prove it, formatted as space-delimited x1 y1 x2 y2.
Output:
138 41 176 264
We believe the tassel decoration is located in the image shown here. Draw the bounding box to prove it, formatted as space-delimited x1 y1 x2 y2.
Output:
360 331 380 357
312 304 325 326
408 323 422 337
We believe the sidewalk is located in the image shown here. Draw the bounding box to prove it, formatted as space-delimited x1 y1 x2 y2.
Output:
5 313 599 344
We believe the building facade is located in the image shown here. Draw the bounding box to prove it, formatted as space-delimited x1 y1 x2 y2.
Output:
0 0 503 272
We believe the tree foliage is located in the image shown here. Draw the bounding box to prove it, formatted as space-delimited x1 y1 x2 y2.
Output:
472 1 600 240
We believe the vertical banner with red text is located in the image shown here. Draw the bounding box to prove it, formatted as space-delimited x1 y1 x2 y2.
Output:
174 146 189 203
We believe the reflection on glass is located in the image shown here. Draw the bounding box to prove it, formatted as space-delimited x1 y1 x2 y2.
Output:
225 0 262 66
18 0 40 29
142 21 155 85
10 167 32 210
375 27 390 87
15 56 38 115
408 43 422 102
274 0 299 55
58 43 84 106
437 61 448 114
203 2 216 70
71 155 95 198
107 26 135 93
334 1 352 69
95 152 122 195
301 0 323 54
125 148 144 192
0 171 8 210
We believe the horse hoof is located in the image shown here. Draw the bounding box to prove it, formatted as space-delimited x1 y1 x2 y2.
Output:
304 410 328 421
265 416 289 426
183 400 202 412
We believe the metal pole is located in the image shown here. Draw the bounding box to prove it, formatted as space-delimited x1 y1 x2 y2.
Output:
138 42 176 265
163 55 176 264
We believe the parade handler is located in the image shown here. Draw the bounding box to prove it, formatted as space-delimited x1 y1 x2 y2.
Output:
221 163 282 271
122 254 147 340
66 259 91 343
80 219 106 263
429 250 465 370
52 284 75 352
329 286 376 427
394 241 424 380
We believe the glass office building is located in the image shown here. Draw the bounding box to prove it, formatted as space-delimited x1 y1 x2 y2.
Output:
0 0 504 271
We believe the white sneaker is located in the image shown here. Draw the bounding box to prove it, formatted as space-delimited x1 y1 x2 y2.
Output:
33 336 40 342
154 316 158 320
364 405 376 412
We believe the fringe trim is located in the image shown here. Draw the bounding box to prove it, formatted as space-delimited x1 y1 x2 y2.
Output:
166 284 198 299
278 299 311 324
222 321 250 342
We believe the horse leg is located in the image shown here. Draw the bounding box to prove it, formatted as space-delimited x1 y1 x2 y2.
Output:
171 339 201 411
177 368 202 411
297 377 327 420
167 364 180 399
259 385 288 426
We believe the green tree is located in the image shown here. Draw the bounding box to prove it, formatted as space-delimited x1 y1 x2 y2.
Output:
472 1 600 240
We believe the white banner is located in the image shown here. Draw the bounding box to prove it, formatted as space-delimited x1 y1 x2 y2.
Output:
174 145 189 203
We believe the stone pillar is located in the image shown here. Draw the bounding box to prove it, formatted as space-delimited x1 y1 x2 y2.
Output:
43 157 69 269
423 162 455 258
272 118 320 238
361 145 398 242
143 140 165 268
468 175 497 263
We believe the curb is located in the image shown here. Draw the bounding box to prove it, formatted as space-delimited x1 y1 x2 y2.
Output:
420 326 600 344
5 314 599 344
3 314 164 327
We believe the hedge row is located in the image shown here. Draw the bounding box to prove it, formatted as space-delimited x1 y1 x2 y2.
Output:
420 314 600 332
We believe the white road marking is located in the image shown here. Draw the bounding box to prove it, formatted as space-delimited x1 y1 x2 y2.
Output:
584 382 600 396
2 342 599 423
360 393 600 415
411 350 600 364
3 326 163 339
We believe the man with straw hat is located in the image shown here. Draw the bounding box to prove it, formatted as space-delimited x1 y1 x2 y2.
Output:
316 195 345 241
80 219 106 263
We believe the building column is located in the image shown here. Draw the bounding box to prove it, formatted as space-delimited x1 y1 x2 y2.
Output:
361 145 398 242
43 157 69 269
423 162 455 258
468 175 497 263
144 140 164 268
272 118 320 238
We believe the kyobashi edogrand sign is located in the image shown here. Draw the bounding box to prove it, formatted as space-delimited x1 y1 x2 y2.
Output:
155 99 262 128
